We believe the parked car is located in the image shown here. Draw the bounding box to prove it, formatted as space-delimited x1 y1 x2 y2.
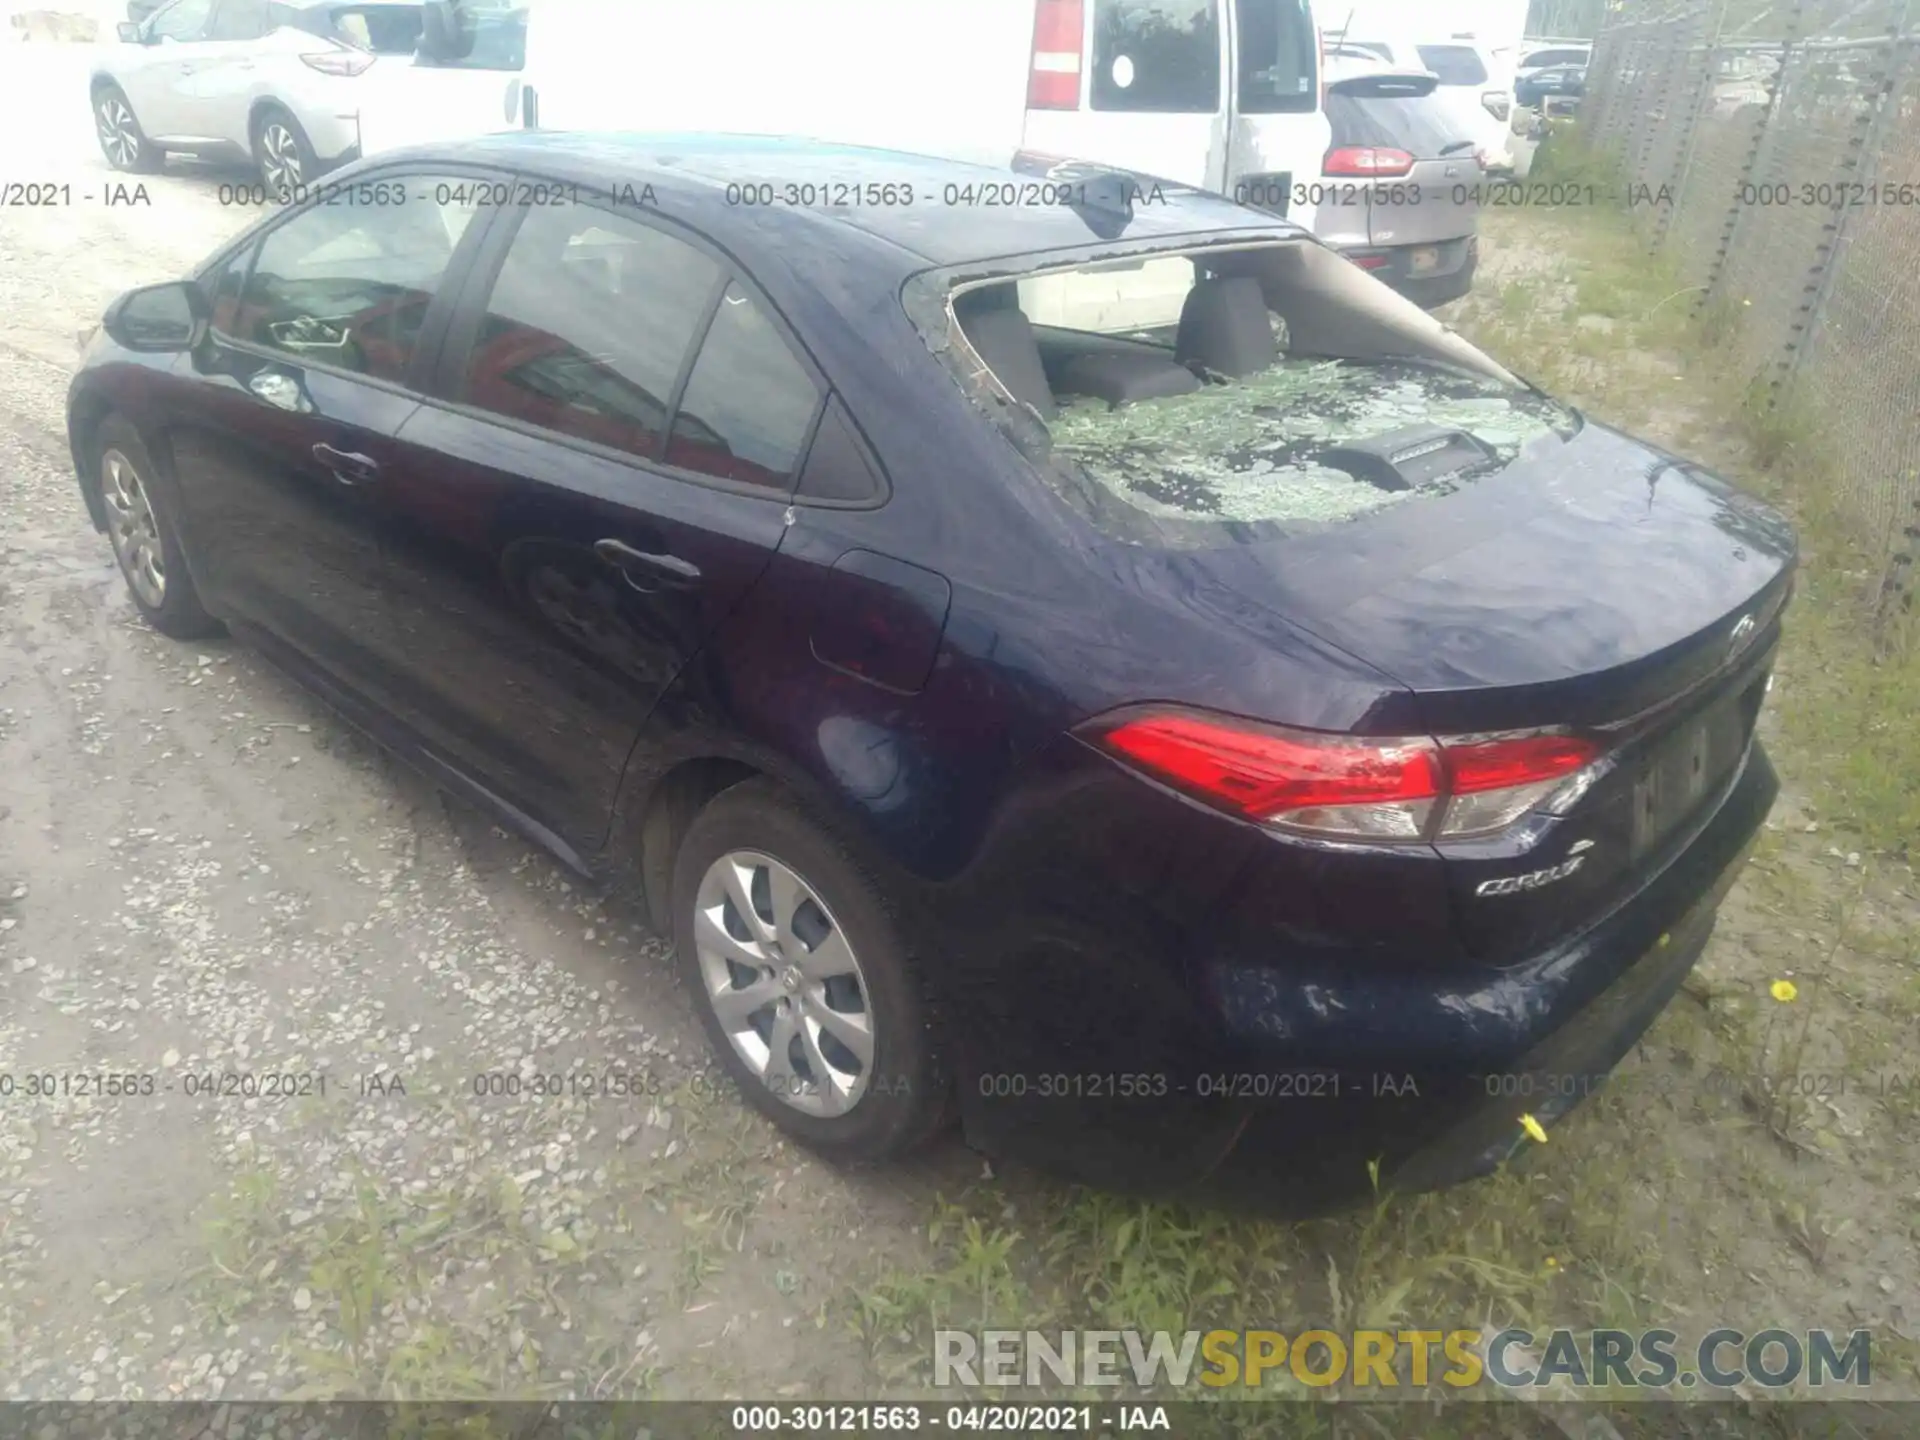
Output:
67 135 1794 1214
1516 41 1590 78
1313 56 1483 307
1515 63 1585 111
91 0 426 188
355 0 1333 223
1326 35 1523 173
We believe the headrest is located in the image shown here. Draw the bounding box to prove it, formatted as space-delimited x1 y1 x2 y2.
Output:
1175 275 1278 379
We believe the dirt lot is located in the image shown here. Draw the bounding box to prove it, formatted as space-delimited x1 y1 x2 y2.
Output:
1 46 1916 1427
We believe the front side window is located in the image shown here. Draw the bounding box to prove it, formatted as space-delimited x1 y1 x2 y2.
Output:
229 181 481 382
664 282 822 490
1235 0 1316 114
461 205 722 461
1416 45 1490 87
1091 0 1220 114
148 0 215 41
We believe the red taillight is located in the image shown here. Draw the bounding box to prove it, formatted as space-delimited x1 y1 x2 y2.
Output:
1086 710 1600 842
1324 146 1416 177
301 49 376 77
1351 252 1392 270
1027 0 1084 109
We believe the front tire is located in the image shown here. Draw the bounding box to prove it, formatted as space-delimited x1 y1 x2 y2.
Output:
670 779 951 1161
93 84 162 174
252 105 319 195
95 417 222 640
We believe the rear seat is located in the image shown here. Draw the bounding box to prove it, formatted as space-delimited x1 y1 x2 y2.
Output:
1175 275 1278 378
954 287 1057 420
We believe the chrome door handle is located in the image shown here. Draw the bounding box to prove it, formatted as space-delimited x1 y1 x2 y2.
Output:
312 443 380 485
594 538 701 589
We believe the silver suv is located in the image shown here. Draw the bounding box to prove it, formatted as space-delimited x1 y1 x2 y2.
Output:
1310 57 1485 308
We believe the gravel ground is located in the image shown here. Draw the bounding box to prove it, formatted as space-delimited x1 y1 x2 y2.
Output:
0 44 971 1402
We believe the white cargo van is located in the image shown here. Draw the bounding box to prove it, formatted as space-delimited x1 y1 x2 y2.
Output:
355 0 1332 221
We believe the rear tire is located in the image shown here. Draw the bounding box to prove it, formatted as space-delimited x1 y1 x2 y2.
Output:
94 417 222 641
670 779 951 1162
252 105 319 195
93 84 162 174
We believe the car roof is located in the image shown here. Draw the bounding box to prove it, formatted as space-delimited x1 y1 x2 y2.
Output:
383 132 1304 267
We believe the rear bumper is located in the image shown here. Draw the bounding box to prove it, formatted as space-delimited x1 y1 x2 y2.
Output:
952 738 1776 1215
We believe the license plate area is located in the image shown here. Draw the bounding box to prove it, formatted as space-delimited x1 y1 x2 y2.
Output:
1628 693 1753 859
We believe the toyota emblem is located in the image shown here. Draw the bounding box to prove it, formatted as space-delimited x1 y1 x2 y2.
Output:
1728 613 1757 658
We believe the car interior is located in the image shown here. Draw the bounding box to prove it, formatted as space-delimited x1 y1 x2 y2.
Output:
951 269 1288 418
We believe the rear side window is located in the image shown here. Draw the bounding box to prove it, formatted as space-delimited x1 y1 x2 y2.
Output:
462 206 722 461
1091 0 1220 114
1326 81 1479 157
147 0 214 40
1416 45 1489 86
1234 0 1316 113
419 0 527 70
206 0 269 41
664 283 822 490
326 4 426 53
230 183 482 383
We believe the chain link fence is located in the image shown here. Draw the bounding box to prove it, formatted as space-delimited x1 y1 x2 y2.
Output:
1582 0 1920 614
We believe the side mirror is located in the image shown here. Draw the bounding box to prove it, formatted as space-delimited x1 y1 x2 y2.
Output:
101 280 209 354
116 21 143 42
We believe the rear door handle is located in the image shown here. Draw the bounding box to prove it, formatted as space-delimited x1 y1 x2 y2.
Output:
312 442 380 485
594 538 701 589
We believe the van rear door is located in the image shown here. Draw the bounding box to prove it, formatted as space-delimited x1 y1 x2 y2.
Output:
1226 0 1329 215
1020 0 1328 215
1023 0 1231 190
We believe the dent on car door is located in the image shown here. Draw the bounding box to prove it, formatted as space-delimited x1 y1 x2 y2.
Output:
165 180 487 690
375 199 819 854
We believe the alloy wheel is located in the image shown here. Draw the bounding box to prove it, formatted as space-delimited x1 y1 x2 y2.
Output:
96 96 139 169
101 448 165 608
260 122 304 191
692 850 876 1118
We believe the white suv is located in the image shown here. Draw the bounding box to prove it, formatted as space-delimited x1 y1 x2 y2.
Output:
91 0 424 189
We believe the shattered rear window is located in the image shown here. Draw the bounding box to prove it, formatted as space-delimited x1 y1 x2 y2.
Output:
916 237 1581 549
1048 358 1569 527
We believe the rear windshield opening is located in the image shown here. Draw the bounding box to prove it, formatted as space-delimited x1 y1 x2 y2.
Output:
932 242 1577 547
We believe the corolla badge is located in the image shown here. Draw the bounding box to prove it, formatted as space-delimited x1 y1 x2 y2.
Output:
1728 612 1758 660
1476 840 1594 897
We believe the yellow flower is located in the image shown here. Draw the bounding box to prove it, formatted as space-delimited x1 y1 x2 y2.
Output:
1544 1255 1561 1270
1519 1113 1549 1144
1770 979 1798 1003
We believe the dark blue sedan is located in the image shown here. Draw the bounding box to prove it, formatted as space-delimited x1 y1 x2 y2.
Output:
66 135 1793 1213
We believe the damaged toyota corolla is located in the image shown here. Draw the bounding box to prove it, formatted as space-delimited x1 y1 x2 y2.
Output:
66 137 1794 1213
